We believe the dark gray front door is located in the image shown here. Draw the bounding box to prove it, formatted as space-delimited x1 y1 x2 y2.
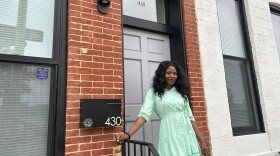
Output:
124 27 170 151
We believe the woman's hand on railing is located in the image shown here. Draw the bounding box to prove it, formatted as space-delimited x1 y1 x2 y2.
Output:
200 142 207 156
116 133 129 144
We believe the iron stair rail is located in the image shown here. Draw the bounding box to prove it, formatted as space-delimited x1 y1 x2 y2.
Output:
124 139 159 156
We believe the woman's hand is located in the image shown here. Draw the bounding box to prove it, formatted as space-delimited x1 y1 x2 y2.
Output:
200 142 207 156
191 121 208 155
116 117 145 144
116 133 129 144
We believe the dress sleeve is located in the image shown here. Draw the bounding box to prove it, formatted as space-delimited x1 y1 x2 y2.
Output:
184 96 195 121
137 89 155 122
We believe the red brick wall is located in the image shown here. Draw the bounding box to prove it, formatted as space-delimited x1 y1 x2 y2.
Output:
182 0 212 155
66 0 123 155
66 0 211 155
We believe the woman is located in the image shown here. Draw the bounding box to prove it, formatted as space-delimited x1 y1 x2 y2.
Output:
117 61 207 156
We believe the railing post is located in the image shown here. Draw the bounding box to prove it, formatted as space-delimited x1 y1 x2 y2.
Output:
124 140 159 156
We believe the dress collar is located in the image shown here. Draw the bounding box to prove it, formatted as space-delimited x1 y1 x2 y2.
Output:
164 86 176 91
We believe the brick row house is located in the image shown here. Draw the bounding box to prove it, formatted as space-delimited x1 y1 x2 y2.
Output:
0 0 279 156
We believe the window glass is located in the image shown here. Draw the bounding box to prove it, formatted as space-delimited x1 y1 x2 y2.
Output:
217 0 263 135
271 13 280 62
0 0 55 58
0 62 51 155
123 0 166 24
217 0 246 58
224 59 253 127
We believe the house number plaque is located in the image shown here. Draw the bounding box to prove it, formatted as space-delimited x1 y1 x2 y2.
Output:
80 99 122 128
137 1 145 7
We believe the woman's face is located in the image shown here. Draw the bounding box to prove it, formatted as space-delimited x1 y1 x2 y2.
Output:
164 65 177 89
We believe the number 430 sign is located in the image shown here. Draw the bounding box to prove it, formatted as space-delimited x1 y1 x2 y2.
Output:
80 99 122 128
105 116 122 126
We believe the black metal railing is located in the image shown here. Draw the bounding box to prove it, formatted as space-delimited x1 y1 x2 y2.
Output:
123 139 159 156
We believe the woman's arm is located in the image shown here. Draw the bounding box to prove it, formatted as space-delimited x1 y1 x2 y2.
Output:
191 121 207 155
117 89 155 143
116 117 146 143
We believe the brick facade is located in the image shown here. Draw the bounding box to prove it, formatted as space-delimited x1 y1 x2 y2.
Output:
66 0 211 155
183 0 212 155
66 0 123 155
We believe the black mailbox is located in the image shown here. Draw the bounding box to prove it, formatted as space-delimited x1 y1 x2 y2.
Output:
80 99 122 128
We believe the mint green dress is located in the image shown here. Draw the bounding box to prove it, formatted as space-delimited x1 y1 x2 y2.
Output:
138 87 202 156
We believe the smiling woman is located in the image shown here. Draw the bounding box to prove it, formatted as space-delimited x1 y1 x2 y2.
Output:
164 66 177 90
117 61 207 156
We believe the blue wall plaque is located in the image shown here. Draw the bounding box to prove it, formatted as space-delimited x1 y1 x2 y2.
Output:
36 68 48 79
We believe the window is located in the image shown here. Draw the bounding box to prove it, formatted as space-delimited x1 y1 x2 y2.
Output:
0 0 55 58
270 7 280 62
0 0 67 155
0 63 51 155
217 0 264 135
123 0 166 24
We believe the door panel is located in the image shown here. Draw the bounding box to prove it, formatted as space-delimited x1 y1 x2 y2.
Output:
147 38 165 54
124 34 141 52
124 27 170 150
124 59 142 105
